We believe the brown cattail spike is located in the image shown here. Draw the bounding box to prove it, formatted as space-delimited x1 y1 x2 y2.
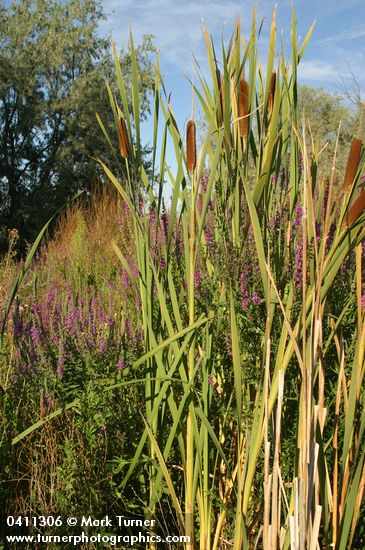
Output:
344 190 365 227
268 71 276 114
238 75 249 138
343 137 362 192
216 69 224 124
118 116 129 158
186 120 196 173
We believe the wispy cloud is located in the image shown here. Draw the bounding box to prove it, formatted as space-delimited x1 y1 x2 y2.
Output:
101 0 273 71
319 28 365 44
298 60 338 82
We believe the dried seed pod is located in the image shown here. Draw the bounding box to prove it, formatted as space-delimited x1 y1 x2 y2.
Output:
118 116 129 158
238 75 249 138
344 190 365 227
186 120 196 173
343 137 362 192
267 71 276 114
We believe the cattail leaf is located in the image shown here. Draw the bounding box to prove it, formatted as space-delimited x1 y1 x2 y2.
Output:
142 416 185 532
264 5 277 109
112 42 133 145
298 19 316 62
12 400 79 445
129 31 141 162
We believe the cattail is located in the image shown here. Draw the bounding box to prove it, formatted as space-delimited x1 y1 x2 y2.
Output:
238 75 249 138
186 120 196 173
267 71 276 114
343 190 365 227
216 68 224 124
118 115 129 158
343 137 362 192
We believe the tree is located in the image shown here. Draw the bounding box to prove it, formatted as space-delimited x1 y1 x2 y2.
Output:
298 84 363 176
0 0 155 249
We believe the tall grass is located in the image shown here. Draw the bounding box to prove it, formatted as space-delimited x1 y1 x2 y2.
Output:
3 6 365 549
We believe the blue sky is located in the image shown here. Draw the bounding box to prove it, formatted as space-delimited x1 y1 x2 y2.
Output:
100 0 365 171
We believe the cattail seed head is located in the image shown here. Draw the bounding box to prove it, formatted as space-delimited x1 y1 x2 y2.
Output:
216 68 224 124
238 75 249 138
343 189 365 227
267 71 276 114
343 137 362 192
186 120 196 173
118 116 129 158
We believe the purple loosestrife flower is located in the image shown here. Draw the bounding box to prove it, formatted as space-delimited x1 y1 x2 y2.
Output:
251 291 262 306
200 171 209 193
98 337 107 355
46 283 57 307
66 307 80 334
117 358 125 371
194 269 202 289
124 319 132 339
108 316 116 328
161 208 169 241
30 324 42 346
13 314 24 338
324 222 336 253
32 302 42 317
268 217 277 230
121 270 130 290
18 363 27 374
175 230 183 255
205 230 214 246
293 204 303 230
135 296 141 311
121 200 131 219
135 327 144 347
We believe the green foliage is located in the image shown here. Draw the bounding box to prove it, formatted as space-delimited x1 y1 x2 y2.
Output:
298 84 364 176
0 0 156 250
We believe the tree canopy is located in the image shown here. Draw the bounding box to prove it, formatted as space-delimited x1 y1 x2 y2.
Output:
298 84 364 176
0 0 155 250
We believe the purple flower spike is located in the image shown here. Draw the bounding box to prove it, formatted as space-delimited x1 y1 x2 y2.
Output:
117 358 125 371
